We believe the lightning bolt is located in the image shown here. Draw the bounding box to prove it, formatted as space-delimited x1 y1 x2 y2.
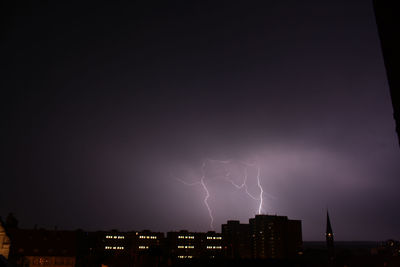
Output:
217 160 259 201
175 158 270 229
256 165 263 214
175 161 215 230
241 161 265 214
199 177 213 230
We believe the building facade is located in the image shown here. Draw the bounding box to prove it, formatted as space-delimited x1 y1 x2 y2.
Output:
166 230 200 260
8 228 76 267
221 220 252 259
202 231 224 259
249 215 302 259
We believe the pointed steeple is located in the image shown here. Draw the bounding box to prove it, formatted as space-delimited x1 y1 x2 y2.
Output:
326 211 335 260
326 212 333 237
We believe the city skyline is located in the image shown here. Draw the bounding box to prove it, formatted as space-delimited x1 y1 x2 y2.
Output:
1 0 399 242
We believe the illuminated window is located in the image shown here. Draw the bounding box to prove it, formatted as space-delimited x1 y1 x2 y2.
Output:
177 255 193 259
105 235 124 239
105 246 124 250
177 245 194 249
139 246 149 249
206 246 222 249
178 235 194 239
139 235 157 239
207 236 222 240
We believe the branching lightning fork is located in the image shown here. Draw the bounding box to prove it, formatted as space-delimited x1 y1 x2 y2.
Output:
175 158 268 229
175 161 214 230
210 159 259 201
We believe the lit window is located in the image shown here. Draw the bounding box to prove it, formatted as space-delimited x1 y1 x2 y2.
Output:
206 246 222 250
139 246 149 249
139 235 157 239
177 245 194 249
207 236 222 240
178 235 194 239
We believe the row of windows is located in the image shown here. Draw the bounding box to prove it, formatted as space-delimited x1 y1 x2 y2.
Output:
178 236 194 239
177 255 193 259
105 246 124 250
207 236 222 240
206 246 222 249
30 257 73 266
138 246 149 249
139 235 157 239
106 235 125 239
177 245 194 249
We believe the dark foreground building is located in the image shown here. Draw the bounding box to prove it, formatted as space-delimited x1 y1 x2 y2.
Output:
222 220 252 259
8 228 77 267
250 215 302 259
222 215 302 260
3 214 302 266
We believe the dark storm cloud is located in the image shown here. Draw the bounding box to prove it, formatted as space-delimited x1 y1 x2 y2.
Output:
1 0 399 240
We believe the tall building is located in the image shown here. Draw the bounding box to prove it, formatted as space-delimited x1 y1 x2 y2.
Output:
326 211 335 260
222 215 302 260
103 232 128 253
201 231 224 259
166 230 200 260
221 220 251 259
249 215 302 259
131 230 164 267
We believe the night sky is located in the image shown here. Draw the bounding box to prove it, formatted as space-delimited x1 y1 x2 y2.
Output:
1 0 399 241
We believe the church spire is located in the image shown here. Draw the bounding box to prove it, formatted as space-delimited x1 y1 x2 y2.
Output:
326 211 335 260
